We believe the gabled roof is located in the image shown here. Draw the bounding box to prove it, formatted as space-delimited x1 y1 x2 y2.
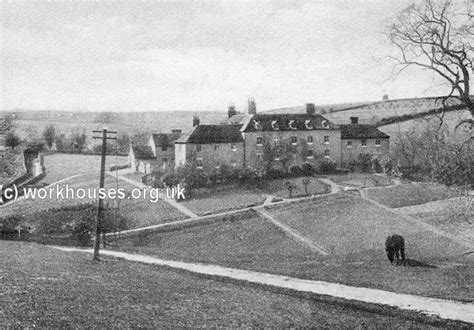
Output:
176 125 244 144
340 124 389 140
151 132 181 147
132 145 155 160
240 114 336 132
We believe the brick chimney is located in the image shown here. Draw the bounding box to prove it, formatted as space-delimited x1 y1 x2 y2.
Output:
228 104 237 118
306 103 315 115
350 117 358 124
248 98 256 114
193 115 200 127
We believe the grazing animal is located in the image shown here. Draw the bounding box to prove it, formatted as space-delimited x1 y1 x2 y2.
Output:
385 234 405 266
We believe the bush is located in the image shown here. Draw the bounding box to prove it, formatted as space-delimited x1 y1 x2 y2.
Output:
301 162 314 175
70 213 95 247
289 165 303 177
161 172 179 187
372 158 383 173
318 159 336 174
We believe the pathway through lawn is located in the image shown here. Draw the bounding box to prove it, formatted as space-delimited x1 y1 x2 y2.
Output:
53 246 474 324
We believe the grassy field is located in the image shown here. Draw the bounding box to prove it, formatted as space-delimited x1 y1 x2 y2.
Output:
326 173 394 188
115 194 473 302
42 153 129 183
260 177 330 198
398 197 474 243
1 240 440 328
365 183 461 208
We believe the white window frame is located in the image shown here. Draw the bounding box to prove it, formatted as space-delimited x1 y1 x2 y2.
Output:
307 136 313 145
347 141 352 148
231 144 236 151
361 139 367 147
324 135 329 144
256 137 263 146
324 149 330 158
254 120 262 130
375 139 381 147
321 120 329 128
291 136 298 145
306 150 314 159
271 120 279 130
289 120 297 130
196 158 203 168
305 120 314 129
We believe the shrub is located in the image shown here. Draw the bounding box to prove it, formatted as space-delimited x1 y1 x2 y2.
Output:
301 162 314 175
356 153 373 172
289 165 303 177
70 213 95 246
318 159 336 174
372 158 383 173
161 172 179 187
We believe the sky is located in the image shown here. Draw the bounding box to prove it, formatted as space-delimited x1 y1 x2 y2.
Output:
0 0 468 112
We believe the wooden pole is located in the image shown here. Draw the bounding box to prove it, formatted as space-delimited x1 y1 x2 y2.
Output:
93 129 107 261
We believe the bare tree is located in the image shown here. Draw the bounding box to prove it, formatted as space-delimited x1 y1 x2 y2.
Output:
388 0 473 128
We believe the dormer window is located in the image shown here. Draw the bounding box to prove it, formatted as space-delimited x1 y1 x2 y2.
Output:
321 120 329 128
288 120 297 130
254 120 262 130
271 120 279 130
305 120 314 129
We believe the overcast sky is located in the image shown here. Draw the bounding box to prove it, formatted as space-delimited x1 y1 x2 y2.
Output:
0 0 462 112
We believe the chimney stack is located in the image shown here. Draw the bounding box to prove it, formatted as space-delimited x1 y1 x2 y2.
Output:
193 115 200 127
248 98 256 114
350 117 358 125
228 104 237 118
306 103 316 115
382 94 389 101
171 129 182 134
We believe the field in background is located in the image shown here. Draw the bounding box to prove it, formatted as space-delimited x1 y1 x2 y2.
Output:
326 173 394 188
365 183 461 208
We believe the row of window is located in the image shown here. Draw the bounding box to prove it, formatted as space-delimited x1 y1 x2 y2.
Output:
256 135 329 146
196 144 238 152
253 119 329 131
347 139 381 148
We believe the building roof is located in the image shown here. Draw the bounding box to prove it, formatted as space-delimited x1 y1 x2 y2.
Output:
340 124 389 140
151 132 181 148
227 114 249 125
176 125 244 144
240 114 336 132
132 145 155 160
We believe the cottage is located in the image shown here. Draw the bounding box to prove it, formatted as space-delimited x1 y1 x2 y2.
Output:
128 145 155 174
148 130 182 170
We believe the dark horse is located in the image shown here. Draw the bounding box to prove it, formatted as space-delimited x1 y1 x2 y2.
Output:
385 234 405 265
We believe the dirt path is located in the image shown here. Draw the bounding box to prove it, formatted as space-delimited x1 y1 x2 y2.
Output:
52 246 474 324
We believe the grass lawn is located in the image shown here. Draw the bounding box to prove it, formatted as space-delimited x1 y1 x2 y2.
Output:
181 187 266 215
398 197 474 244
260 177 330 198
1 241 437 328
42 153 129 183
326 173 393 188
115 194 473 302
365 183 461 208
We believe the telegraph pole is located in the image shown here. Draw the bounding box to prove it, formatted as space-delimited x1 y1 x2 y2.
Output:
92 129 117 261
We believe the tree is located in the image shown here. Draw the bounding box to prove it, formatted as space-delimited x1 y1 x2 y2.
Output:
388 0 473 129
302 177 311 195
71 129 87 152
5 132 21 149
43 124 56 149
284 181 298 198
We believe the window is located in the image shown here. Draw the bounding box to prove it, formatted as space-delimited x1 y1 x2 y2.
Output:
375 139 381 147
274 157 280 161
231 144 236 151
271 120 279 130
256 137 263 146
361 139 367 147
321 120 329 128
196 158 203 168
162 145 167 151
347 141 352 148
288 120 297 130
306 150 314 159
273 136 279 146
214 145 219 151
305 120 314 129
324 136 329 143
163 158 168 164
324 149 330 157
291 136 298 145
307 136 313 144
196 145 201 152
254 120 262 130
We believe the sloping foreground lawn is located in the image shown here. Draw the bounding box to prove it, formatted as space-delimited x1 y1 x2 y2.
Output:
326 173 393 188
365 183 460 208
115 197 473 302
1 241 433 328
